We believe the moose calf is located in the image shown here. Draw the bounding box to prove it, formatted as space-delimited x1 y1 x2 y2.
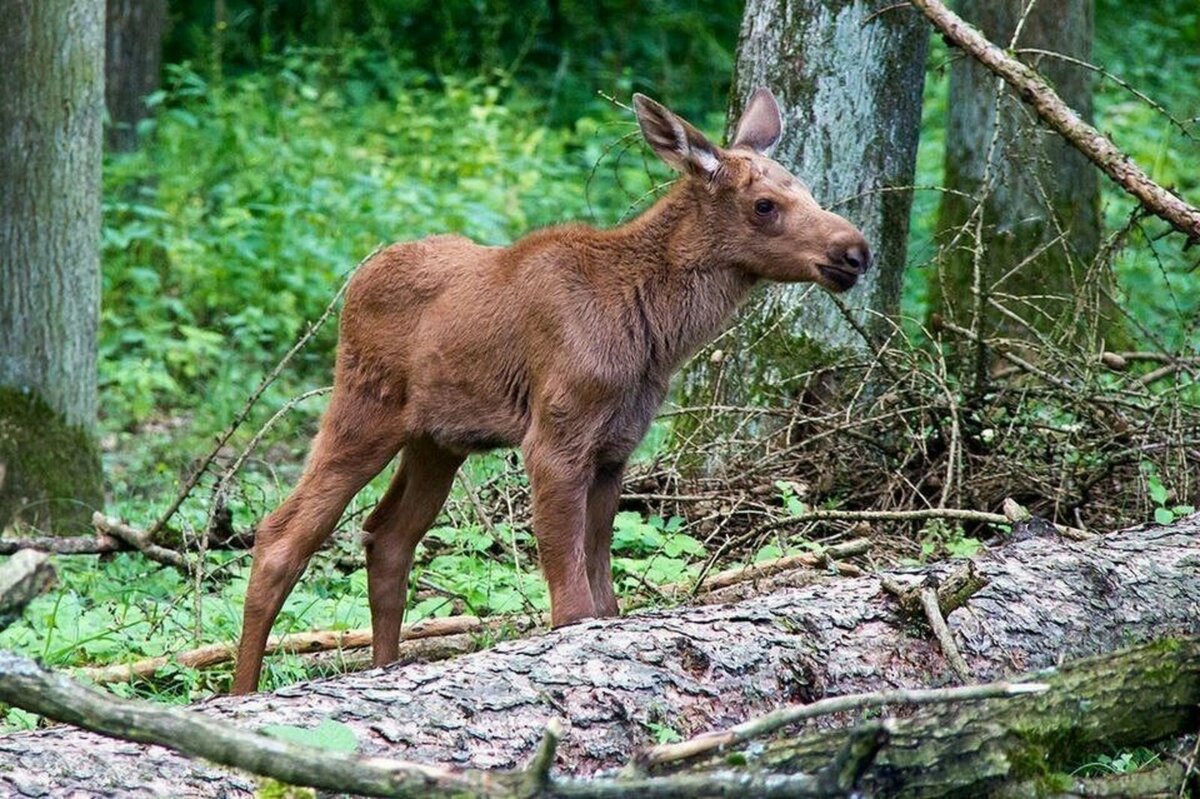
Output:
232 88 870 693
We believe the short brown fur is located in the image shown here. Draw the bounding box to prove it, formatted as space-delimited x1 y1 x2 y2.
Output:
232 89 870 693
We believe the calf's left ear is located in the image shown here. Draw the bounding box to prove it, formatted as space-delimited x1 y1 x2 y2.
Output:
730 87 783 156
633 93 722 179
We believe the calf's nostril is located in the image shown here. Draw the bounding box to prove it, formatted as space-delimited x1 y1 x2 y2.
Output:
843 244 871 274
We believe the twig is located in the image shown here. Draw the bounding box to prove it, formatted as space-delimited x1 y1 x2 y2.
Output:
675 538 872 598
146 245 383 540
753 505 1090 540
0 535 121 556
93 512 189 570
882 561 989 619
1180 732 1200 799
521 719 563 793
1014 48 1196 140
909 0 1200 245
634 679 1048 769
920 584 972 683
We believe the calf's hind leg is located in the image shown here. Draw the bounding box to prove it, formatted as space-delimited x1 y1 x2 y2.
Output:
232 393 405 694
363 437 464 666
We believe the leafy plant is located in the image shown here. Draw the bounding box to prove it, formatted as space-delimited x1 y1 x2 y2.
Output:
775 480 810 517
918 520 983 561
1145 470 1194 526
260 718 358 753
1071 747 1160 777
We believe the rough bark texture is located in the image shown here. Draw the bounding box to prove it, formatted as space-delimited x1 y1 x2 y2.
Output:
104 0 166 152
930 0 1105 344
715 639 1200 797
681 0 928 425
0 0 105 533
1 519 1197 796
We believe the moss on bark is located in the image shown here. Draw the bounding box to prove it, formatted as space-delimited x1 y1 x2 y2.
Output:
0 387 103 535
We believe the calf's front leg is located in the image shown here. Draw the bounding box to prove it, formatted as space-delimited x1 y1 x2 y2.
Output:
585 462 625 617
524 439 595 627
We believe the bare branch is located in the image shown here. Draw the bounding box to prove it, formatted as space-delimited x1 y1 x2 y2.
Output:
910 0 1200 245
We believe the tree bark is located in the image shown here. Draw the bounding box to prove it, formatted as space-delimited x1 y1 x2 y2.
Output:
0 518 1196 796
0 0 105 534
104 0 166 152
930 0 1105 347
700 639 1200 798
680 0 928 431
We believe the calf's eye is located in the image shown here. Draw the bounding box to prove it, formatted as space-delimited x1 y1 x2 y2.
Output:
754 199 776 216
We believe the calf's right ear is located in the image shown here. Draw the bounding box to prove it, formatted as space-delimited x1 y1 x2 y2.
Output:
730 87 783 156
633 93 722 179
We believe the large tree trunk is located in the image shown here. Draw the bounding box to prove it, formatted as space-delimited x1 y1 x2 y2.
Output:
0 519 1196 795
930 0 1104 347
680 0 928 432
0 0 105 534
104 0 166 152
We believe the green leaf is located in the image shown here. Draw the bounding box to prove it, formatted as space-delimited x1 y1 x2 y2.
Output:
946 537 983 558
260 718 358 753
1154 507 1176 525
1148 481 1169 505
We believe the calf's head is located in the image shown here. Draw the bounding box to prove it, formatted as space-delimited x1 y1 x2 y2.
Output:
633 88 871 292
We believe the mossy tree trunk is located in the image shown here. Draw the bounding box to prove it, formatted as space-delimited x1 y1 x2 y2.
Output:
0 0 105 534
679 0 928 443
930 0 1104 348
105 0 166 153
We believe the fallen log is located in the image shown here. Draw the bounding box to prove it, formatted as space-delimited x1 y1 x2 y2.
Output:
0 518 1197 797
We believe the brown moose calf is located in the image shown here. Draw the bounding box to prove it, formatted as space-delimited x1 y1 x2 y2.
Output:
233 88 870 693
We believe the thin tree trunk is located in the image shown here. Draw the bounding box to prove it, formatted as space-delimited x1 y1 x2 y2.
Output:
931 0 1104 347
1 519 1195 794
0 0 105 534
104 0 166 153
678 0 928 452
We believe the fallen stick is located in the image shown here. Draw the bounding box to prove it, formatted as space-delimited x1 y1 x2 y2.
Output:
92 512 189 570
0 534 121 557
76 615 533 685
754 505 1090 540
910 0 1200 244
685 537 871 596
634 679 1045 770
